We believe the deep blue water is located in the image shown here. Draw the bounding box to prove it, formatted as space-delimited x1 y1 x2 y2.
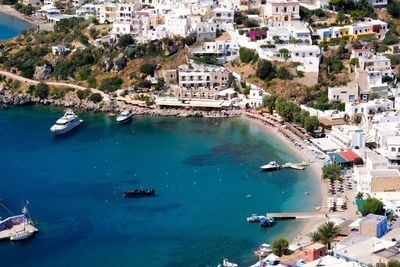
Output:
0 106 320 267
0 11 33 40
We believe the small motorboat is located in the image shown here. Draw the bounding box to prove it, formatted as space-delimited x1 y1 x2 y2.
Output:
255 243 272 257
116 110 133 124
10 229 36 241
260 217 274 227
260 161 280 172
247 214 266 222
123 189 155 197
217 258 238 267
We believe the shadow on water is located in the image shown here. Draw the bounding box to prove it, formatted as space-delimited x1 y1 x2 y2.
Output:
183 142 257 166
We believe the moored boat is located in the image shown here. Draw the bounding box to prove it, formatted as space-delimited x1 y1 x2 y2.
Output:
217 259 238 267
50 110 82 135
260 217 274 227
10 228 36 241
123 189 155 197
116 110 133 124
260 161 280 172
247 214 266 222
254 243 272 257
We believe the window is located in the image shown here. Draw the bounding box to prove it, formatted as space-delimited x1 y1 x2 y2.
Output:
393 147 397 152
398 147 400 152
275 7 278 12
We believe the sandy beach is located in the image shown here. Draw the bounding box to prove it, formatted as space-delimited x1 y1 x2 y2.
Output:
0 5 41 26
242 114 358 245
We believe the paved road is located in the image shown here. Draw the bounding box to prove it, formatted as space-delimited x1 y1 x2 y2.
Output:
0 70 109 98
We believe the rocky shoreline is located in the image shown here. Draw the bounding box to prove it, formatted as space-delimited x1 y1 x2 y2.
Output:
0 86 243 118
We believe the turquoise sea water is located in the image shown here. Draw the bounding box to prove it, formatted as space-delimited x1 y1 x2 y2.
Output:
0 106 320 267
0 11 33 40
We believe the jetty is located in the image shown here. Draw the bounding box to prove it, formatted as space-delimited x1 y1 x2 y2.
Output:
266 212 344 220
281 162 305 170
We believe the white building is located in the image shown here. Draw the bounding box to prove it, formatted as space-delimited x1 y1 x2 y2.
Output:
212 8 234 30
345 99 394 121
195 21 217 41
328 85 359 103
190 40 239 64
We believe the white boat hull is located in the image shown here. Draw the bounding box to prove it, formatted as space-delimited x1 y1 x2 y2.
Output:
50 120 82 135
10 230 35 241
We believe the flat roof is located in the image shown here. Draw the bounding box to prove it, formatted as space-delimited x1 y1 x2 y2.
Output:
310 137 342 152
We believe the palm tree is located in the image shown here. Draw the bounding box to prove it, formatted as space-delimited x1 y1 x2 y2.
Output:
307 231 321 243
316 221 340 249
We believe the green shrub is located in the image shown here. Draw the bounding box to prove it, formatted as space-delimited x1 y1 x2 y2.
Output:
239 47 256 63
88 93 102 103
276 67 291 80
139 63 156 76
34 82 49 99
99 77 123 92
76 89 90 100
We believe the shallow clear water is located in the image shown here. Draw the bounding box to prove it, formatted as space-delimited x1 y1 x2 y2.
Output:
0 12 33 40
0 106 320 267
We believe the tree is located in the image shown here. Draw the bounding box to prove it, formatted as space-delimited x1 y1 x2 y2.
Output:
118 34 134 48
308 231 321 243
322 164 342 182
316 221 340 249
140 63 156 76
88 93 102 103
256 59 275 80
350 58 359 67
360 197 385 216
303 116 319 133
271 238 289 256
76 89 90 100
262 94 278 112
337 11 346 25
239 47 256 63
387 1 400 18
34 82 49 99
99 77 123 92
276 67 291 80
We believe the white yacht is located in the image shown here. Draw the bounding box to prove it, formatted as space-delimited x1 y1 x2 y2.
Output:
50 110 82 135
260 161 280 172
116 110 133 124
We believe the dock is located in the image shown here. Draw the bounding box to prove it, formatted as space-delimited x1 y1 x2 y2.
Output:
281 162 305 170
0 223 38 241
266 212 344 220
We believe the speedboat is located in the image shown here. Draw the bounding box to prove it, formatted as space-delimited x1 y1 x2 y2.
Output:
50 110 82 135
260 161 280 171
247 214 266 222
254 243 272 257
10 229 36 241
124 189 155 197
217 259 238 267
116 110 133 124
260 217 274 227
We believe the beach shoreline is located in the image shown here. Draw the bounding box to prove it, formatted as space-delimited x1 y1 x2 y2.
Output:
241 115 330 243
0 5 41 27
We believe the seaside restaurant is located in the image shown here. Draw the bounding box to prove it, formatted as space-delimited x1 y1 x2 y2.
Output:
328 150 362 168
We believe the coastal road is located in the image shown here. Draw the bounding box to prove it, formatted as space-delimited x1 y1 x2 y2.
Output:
0 70 110 99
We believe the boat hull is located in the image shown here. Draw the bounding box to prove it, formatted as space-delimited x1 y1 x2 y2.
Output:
117 116 132 124
50 120 81 135
10 230 35 241
260 167 280 172
124 190 155 197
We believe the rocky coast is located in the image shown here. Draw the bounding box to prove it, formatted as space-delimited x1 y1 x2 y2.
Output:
0 84 243 118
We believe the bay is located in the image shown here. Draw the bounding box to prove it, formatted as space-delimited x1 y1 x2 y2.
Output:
0 106 320 267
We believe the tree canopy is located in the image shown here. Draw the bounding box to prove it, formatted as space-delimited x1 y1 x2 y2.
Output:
271 238 289 256
322 164 342 182
360 198 385 216
309 221 340 249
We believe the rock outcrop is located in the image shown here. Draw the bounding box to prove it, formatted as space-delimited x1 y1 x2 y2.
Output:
100 57 114 72
113 53 127 72
34 64 53 80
